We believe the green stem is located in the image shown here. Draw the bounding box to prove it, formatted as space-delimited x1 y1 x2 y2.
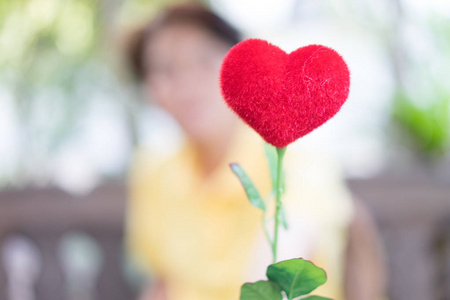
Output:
262 201 273 245
272 146 286 263
262 191 275 245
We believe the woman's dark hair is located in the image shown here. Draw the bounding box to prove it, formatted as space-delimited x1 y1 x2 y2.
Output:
127 3 241 81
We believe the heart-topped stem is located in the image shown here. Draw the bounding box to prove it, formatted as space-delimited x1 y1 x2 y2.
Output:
272 146 286 263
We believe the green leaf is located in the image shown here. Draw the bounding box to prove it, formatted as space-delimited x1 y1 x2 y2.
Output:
240 280 283 300
266 258 327 300
230 163 265 211
300 296 332 300
280 205 288 230
264 143 285 193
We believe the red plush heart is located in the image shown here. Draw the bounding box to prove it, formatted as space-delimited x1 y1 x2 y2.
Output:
220 39 350 148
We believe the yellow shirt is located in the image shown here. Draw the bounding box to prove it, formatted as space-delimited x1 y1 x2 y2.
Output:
127 127 354 300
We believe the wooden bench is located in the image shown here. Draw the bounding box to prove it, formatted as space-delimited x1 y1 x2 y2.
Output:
0 184 138 300
0 177 449 300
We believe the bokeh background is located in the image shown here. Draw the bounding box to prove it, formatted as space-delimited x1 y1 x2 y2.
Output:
0 0 449 299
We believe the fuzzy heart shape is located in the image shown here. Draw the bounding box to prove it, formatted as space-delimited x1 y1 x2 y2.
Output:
220 39 350 148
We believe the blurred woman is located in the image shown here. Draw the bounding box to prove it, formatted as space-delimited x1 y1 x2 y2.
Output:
125 3 385 300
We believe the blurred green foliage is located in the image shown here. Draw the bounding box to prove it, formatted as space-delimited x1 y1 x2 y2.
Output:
393 88 449 158
0 0 130 183
0 0 99 73
0 0 204 185
390 11 450 160
0 0 102 183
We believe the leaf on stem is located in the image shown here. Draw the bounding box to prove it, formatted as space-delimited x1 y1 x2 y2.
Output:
240 280 283 300
266 258 327 300
230 163 265 211
280 205 288 230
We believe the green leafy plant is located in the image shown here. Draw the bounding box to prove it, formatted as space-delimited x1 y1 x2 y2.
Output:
241 258 330 300
392 87 450 158
230 145 288 261
231 144 331 300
